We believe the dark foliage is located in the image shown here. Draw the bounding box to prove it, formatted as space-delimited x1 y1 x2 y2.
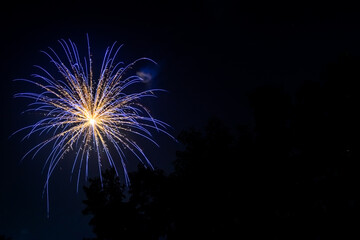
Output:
83 55 360 239
0 235 12 240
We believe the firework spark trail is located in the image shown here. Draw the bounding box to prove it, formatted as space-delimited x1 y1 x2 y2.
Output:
13 35 174 216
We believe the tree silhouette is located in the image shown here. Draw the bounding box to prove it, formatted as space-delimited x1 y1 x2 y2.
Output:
169 119 247 239
83 166 171 240
83 54 360 239
285 54 360 239
83 118 252 239
0 235 12 240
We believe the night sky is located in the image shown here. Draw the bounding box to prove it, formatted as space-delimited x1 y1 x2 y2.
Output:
1 1 360 239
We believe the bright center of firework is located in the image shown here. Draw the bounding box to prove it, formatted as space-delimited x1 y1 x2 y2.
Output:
88 117 96 126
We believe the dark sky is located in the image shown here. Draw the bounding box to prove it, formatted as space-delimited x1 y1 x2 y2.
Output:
1 1 360 239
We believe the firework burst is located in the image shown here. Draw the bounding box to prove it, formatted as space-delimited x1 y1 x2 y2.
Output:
13 36 174 214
